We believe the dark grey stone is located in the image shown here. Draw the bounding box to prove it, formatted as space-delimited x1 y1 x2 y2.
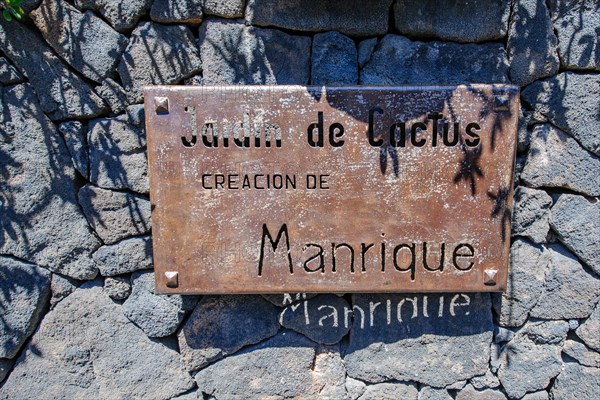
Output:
245 0 391 36
199 19 311 85
0 358 13 383
418 386 452 400
563 340 600 367
358 38 377 69
150 0 203 24
261 292 317 307
0 282 194 399
344 293 493 387
507 0 560 86
0 256 50 359
530 244 600 319
522 392 549 400
0 57 23 85
446 380 467 390
0 20 107 120
178 295 280 372
358 382 418 400
360 35 509 85
118 22 201 103
549 0 600 70
470 370 501 390
78 184 151 245
311 31 358 85
49 273 78 307
125 104 145 126
0 85 101 279
95 78 129 115
495 327 515 343
279 294 350 344
521 125 600 196
58 121 90 179
493 240 548 327
522 72 600 155
92 235 153 276
497 320 567 399
393 0 510 42
550 363 600 400
455 384 506 400
511 187 552 243
517 106 534 153
194 331 347 400
549 194 600 273
203 0 244 18
577 301 600 352
88 113 148 194
74 0 152 32
122 271 195 337
31 0 128 82
103 276 131 300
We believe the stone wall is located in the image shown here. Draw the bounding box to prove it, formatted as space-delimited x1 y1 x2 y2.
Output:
0 0 599 399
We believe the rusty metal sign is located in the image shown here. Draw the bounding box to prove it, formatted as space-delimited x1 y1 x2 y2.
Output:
144 85 518 294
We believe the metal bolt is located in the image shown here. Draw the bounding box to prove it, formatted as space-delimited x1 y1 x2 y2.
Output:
154 97 169 114
494 95 509 111
165 271 179 288
483 269 498 285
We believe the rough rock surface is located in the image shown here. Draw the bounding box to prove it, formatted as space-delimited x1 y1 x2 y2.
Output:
0 85 101 279
178 295 280 372
0 57 23 84
358 382 418 400
497 320 568 399
0 256 50 359
311 31 358 85
530 244 600 319
74 0 152 32
103 276 131 300
550 362 600 400
58 120 90 179
245 0 391 36
470 370 501 390
522 73 600 155
493 240 548 327
88 113 148 193
0 282 194 399
549 0 600 70
549 194 600 273
92 235 153 276
511 187 552 243
49 273 78 307
507 0 559 86
31 0 128 82
150 0 203 24
0 20 107 120
199 19 311 85
279 294 351 344
577 301 600 352
521 125 600 196
455 384 506 400
95 78 129 115
360 35 509 85
194 331 346 400
203 0 244 18
562 340 600 367
358 38 377 69
78 184 151 245
521 392 549 400
262 293 317 307
122 271 195 337
418 386 452 400
344 293 493 387
393 0 510 42
118 22 201 103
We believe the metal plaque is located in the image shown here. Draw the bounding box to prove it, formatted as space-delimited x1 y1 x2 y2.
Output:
144 85 518 294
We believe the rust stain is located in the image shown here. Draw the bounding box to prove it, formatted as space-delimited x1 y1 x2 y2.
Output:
144 85 519 294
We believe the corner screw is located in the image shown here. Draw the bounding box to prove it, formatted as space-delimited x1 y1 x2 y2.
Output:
165 271 179 288
154 97 169 114
494 95 509 111
483 269 498 285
